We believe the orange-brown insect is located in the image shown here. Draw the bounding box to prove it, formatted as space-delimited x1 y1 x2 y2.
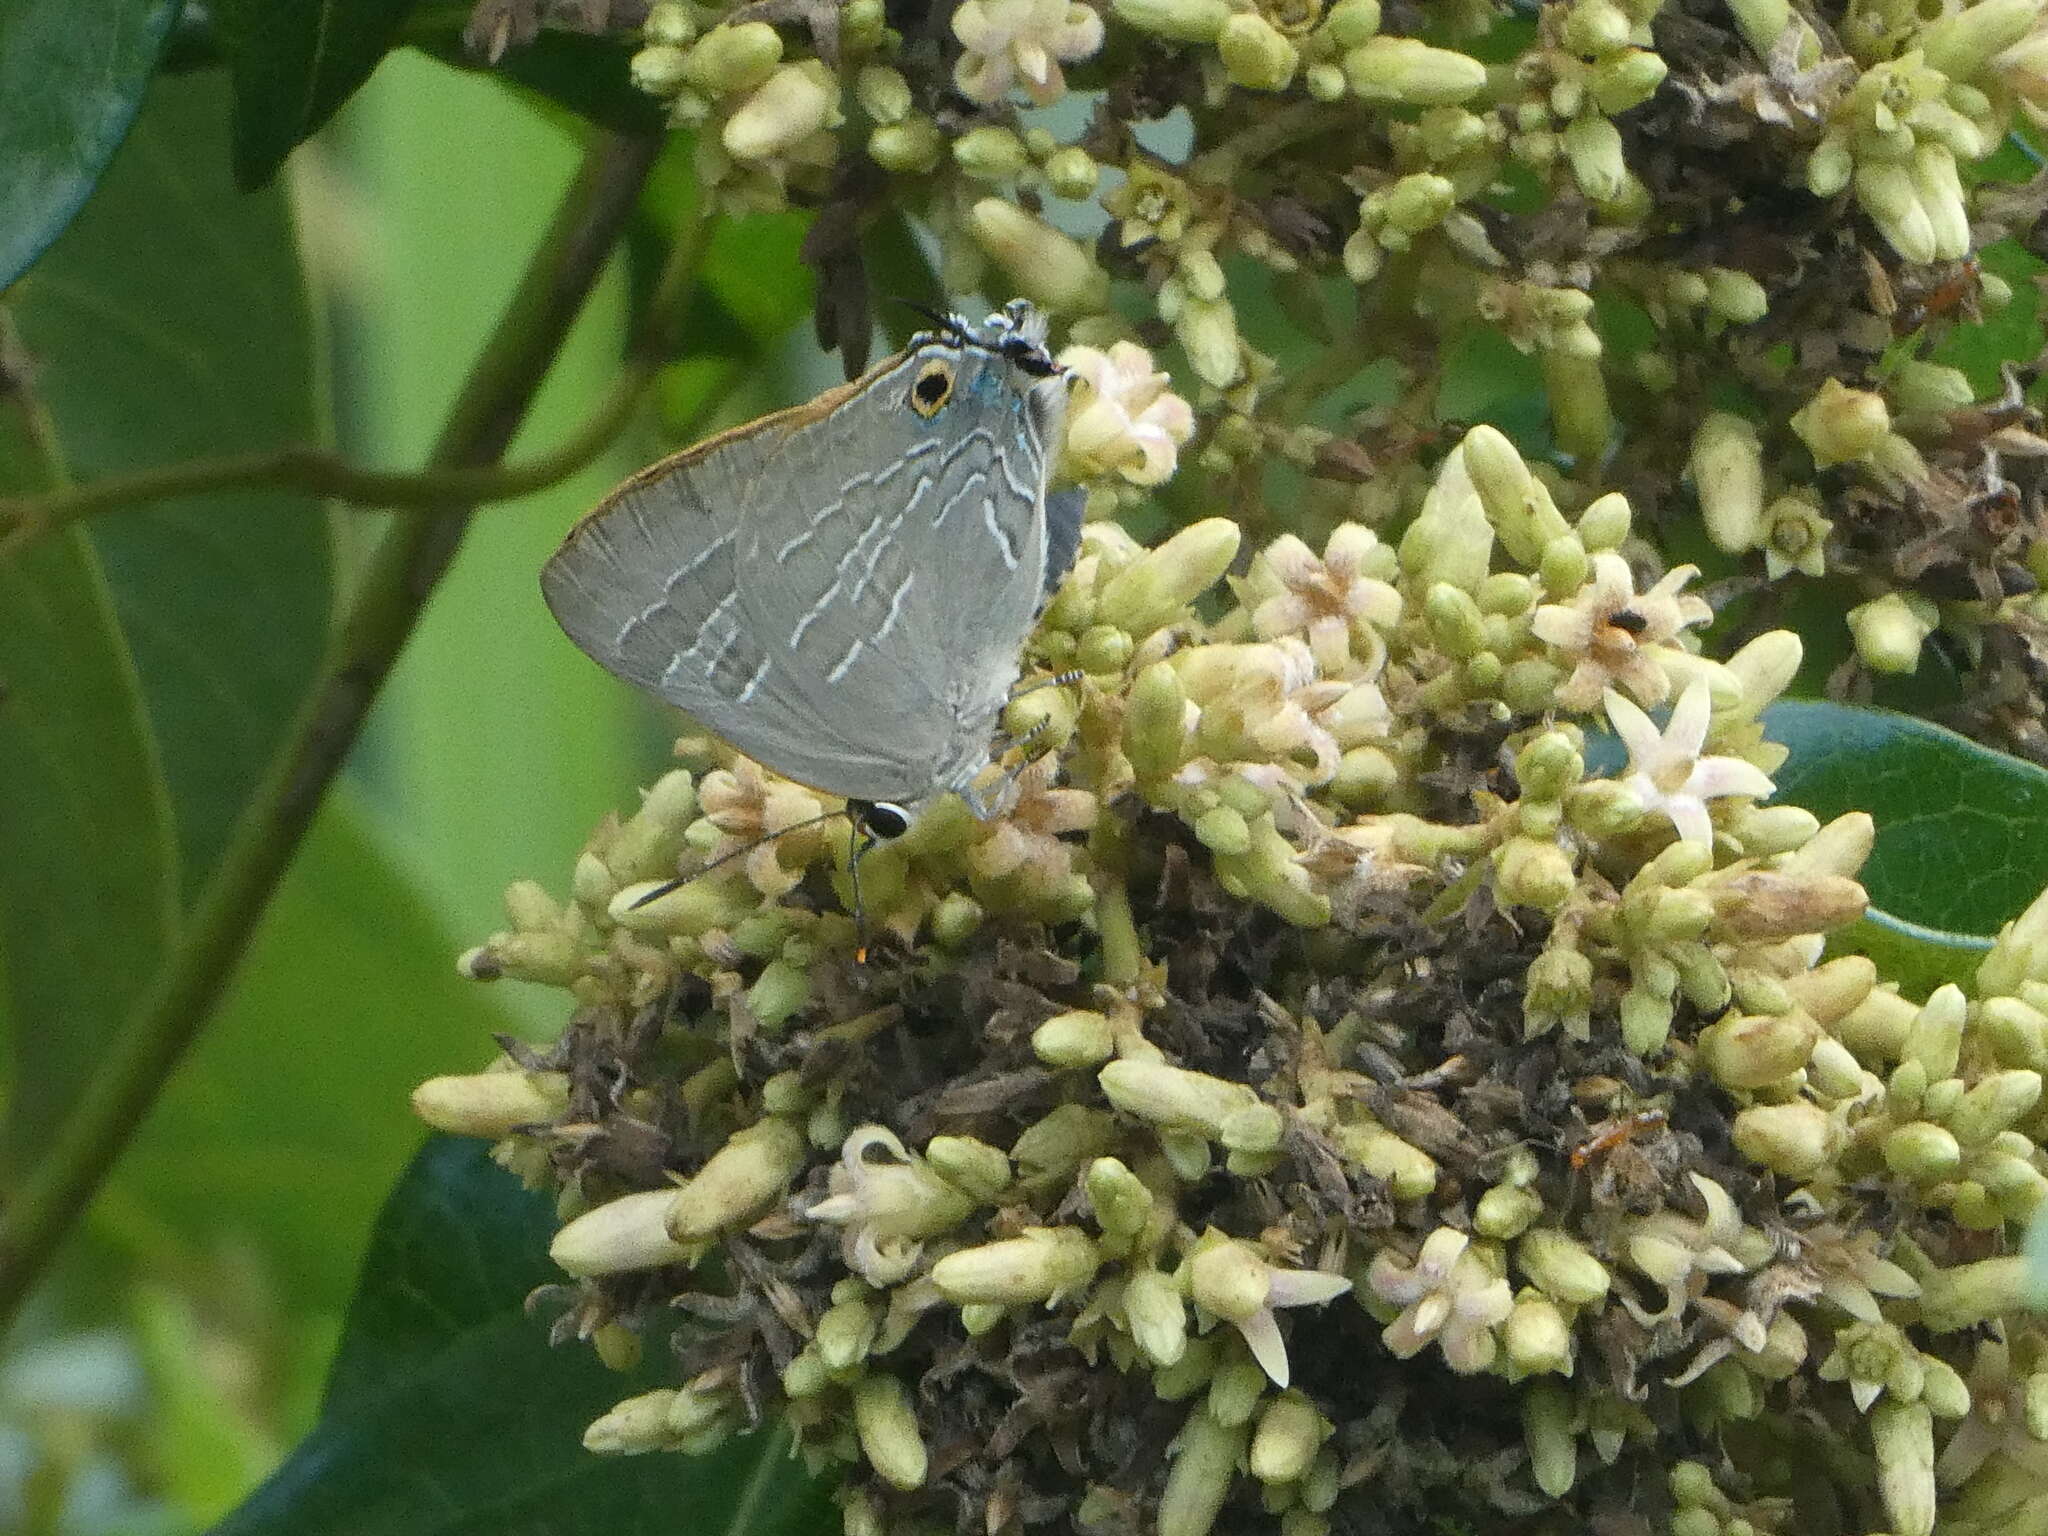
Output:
1570 1108 1668 1170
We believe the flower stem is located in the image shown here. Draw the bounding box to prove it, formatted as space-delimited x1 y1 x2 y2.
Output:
0 125 672 1329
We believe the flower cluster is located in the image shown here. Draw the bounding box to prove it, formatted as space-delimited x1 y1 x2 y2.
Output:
421 422 2048 1536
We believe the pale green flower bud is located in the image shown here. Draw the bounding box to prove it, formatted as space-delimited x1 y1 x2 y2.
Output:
1425 582 1489 658
1855 161 1937 264
684 22 783 94
1125 661 1192 780
1893 360 1975 416
1127 1266 1190 1364
1343 37 1487 104
1872 1399 1935 1536
724 61 842 161
1732 1101 1837 1178
1807 129 1853 197
1807 1035 1867 1099
841 0 886 49
1381 172 1455 235
968 199 1108 312
1175 296 1243 387
869 119 942 173
1337 1121 1438 1198
1920 1254 2033 1331
1044 146 1100 198
853 1374 929 1490
1704 267 1768 324
1576 489 1631 550
1495 836 1577 914
1792 379 1892 468
1114 0 1232 42
1250 1392 1328 1483
606 768 698 877
1699 1011 1820 1090
1723 628 1804 716
585 1389 683 1454
955 125 1030 180
930 1226 1102 1304
1474 1184 1544 1240
1978 995 2048 1068
1159 1407 1250 1536
1688 412 1765 553
646 2 696 44
1942 1070 2041 1146
411 1067 569 1138
1563 116 1627 202
816 1297 879 1373
1088 1157 1157 1245
926 1135 1011 1200
668 1117 805 1240
1099 519 1241 637
1591 47 1668 113
1912 142 1972 261
1517 1228 1611 1305
1305 60 1347 98
1522 1380 1578 1497
856 64 912 122
1502 1291 1574 1376
1919 0 2039 81
1884 1121 1963 1182
631 43 692 97
1195 806 1252 855
1035 1008 1117 1068
1563 0 1631 54
552 1188 695 1276
1220 13 1300 89
1323 0 1381 43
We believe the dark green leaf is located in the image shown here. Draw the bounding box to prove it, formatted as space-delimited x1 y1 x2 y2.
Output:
1764 699 2048 938
0 0 180 288
4 70 333 1158
210 0 422 186
208 1137 839 1536
11 71 333 912
0 395 177 1172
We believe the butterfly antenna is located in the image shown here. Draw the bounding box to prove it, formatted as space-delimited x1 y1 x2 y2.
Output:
886 296 963 340
626 806 851 910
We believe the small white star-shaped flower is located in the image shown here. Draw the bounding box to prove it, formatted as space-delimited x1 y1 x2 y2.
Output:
1367 1227 1513 1374
1604 680 1775 846
1059 340 1194 487
952 0 1103 104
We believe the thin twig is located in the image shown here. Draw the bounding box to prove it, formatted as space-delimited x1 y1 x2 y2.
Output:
0 125 681 1327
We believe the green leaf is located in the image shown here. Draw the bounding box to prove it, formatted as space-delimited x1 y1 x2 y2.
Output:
0 0 180 288
1763 699 2048 967
10 70 334 913
0 483 177 1175
209 0 422 186
99 791 525 1320
414 29 663 134
208 1137 839 1536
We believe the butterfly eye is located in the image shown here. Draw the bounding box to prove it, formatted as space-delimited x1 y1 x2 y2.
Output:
908 359 955 417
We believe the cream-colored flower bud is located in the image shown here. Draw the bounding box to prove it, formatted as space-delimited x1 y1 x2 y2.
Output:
1855 161 1937 264
1919 0 2039 81
1912 142 1972 261
1124 662 1193 781
1562 115 1627 202
1190 1237 1272 1321
1113 0 1233 42
1792 379 1892 468
646 2 696 44
585 1389 683 1454
967 199 1108 312
1159 1407 1250 1536
1894 360 1976 416
1343 36 1487 103
667 1116 805 1241
553 1188 695 1276
1337 1121 1439 1198
955 125 1031 180
816 1297 879 1373
1220 12 1300 88
1591 47 1668 112
853 1374 929 1490
925 1134 1011 1201
1699 1011 1821 1090
1034 1008 1117 1068
412 1067 569 1138
1086 1156 1156 1242
1250 1392 1329 1484
1941 1070 2042 1146
1687 412 1765 553
1324 0 1382 44
1044 146 1100 198
1732 1101 1837 1178
1920 1254 2033 1331
1098 519 1240 637
1872 1399 1935 1536
684 22 783 94
1884 1121 1963 1182
1503 1291 1574 1376
930 1226 1102 1305
855 64 912 122
1522 1380 1577 1497
1474 1184 1544 1240
1175 296 1243 387
724 62 841 161
1126 1266 1190 1364
1517 1228 1610 1305
632 43 692 96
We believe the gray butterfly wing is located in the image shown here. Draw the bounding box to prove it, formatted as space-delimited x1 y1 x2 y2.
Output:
734 343 1065 794
1042 486 1085 601
541 391 925 802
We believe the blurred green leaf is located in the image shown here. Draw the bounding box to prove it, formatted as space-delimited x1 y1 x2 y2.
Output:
0 0 179 289
11 71 333 914
210 0 421 186
415 28 662 133
1764 697 2048 939
209 1137 838 1536
99 790 522 1319
0 492 177 1179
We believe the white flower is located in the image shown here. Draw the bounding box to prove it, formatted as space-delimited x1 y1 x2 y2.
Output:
803 1126 973 1286
1366 1227 1513 1374
952 0 1104 104
1604 680 1776 846
1242 525 1403 678
1530 553 1712 710
1187 1235 1353 1387
1058 341 1194 486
